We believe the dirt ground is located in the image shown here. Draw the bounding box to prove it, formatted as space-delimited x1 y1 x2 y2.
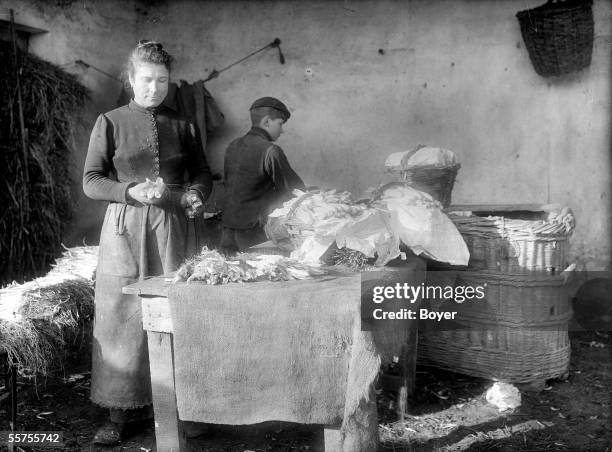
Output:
1 331 610 452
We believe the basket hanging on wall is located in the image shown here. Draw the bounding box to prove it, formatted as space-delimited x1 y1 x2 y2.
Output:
516 0 594 77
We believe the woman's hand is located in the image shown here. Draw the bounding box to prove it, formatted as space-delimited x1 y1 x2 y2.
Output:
180 190 204 219
128 179 169 206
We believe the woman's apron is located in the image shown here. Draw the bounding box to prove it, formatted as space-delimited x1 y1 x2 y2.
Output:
90 201 187 409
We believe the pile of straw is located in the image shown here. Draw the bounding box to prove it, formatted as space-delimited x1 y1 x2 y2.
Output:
0 246 98 374
0 41 89 286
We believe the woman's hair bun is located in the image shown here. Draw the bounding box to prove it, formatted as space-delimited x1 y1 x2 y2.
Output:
126 40 173 76
137 40 164 51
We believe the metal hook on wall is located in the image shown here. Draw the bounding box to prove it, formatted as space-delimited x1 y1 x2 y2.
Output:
204 37 285 83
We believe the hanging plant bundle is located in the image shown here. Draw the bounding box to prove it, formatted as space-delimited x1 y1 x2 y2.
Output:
0 42 89 285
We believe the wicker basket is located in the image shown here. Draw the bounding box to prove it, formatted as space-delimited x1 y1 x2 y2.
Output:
419 334 570 383
284 192 317 246
388 164 460 208
265 192 317 249
418 271 572 383
450 210 574 274
516 0 594 77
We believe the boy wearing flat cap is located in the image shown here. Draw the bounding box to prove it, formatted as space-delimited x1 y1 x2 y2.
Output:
220 97 305 252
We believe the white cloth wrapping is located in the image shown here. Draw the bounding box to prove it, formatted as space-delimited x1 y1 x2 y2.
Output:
376 185 469 266
269 186 468 266
290 209 400 265
385 146 458 169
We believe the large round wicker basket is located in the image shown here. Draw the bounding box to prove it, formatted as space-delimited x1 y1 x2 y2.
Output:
418 271 572 383
450 211 574 275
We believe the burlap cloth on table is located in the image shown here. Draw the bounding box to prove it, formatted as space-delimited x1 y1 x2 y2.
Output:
168 269 419 450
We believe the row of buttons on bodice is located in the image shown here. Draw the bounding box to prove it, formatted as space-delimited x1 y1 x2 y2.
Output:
148 112 160 178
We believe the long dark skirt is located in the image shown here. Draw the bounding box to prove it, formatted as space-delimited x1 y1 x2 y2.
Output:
90 202 188 409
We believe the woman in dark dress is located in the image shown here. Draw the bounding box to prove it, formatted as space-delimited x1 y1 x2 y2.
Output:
83 41 212 445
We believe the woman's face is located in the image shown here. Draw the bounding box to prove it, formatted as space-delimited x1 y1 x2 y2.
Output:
129 62 169 108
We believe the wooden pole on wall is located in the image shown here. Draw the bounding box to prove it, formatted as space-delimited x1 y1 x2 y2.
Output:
9 9 30 212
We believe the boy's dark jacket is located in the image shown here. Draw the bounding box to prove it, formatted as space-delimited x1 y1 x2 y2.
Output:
223 127 305 229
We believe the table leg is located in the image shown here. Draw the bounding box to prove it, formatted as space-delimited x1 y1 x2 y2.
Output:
7 362 16 452
397 325 418 420
147 331 185 452
323 426 341 451
8 361 17 431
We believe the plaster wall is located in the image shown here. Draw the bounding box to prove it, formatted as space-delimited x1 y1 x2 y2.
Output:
5 0 611 269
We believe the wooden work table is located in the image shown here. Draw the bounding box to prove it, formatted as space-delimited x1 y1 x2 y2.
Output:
123 276 186 451
124 258 424 452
